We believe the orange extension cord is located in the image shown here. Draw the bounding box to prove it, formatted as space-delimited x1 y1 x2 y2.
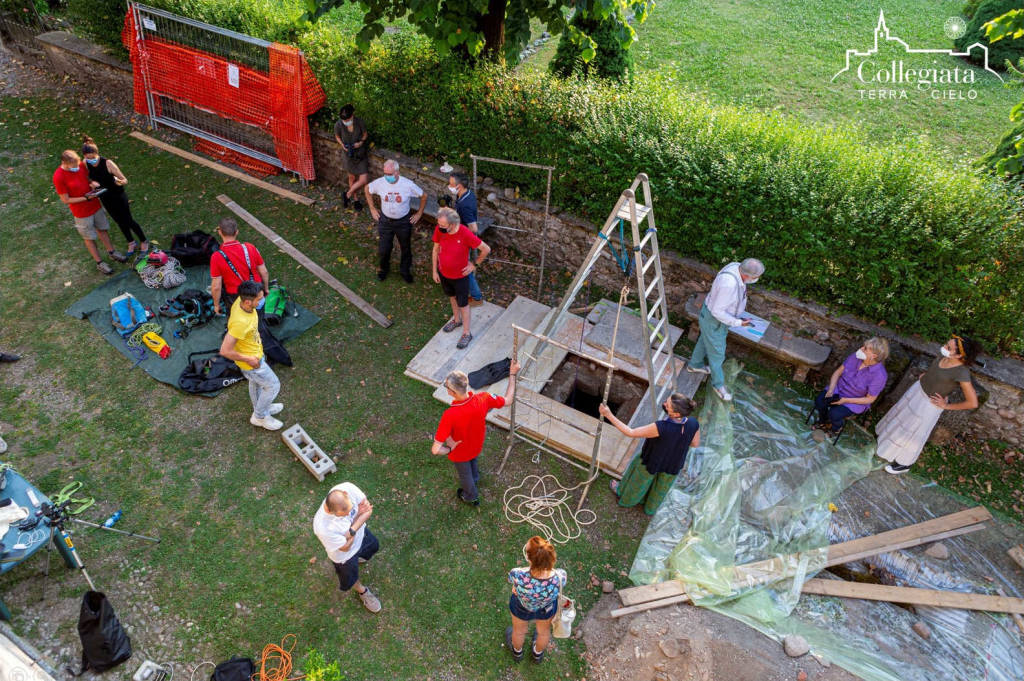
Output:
254 634 305 681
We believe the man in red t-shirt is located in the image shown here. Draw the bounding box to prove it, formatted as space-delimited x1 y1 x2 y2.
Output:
431 359 519 505
210 217 271 315
52 150 125 275
431 207 491 350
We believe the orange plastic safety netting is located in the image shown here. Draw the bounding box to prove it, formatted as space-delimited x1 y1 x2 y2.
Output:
122 6 325 180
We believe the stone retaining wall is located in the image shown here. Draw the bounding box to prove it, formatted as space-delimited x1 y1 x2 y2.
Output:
26 30 1024 447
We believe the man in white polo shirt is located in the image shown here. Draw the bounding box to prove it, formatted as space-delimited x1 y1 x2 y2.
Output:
312 481 382 613
365 159 425 283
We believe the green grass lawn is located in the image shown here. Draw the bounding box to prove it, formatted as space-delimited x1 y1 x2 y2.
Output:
632 0 1019 161
0 96 645 680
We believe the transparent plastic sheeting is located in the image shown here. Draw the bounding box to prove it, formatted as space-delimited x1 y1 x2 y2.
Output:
629 361 1024 681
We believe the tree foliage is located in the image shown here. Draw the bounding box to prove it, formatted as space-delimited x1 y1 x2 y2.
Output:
301 0 652 61
981 6 1024 175
550 6 634 80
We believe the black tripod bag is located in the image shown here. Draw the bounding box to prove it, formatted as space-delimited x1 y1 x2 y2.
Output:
76 590 132 673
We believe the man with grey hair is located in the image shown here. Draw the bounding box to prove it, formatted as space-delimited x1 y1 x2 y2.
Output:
686 257 765 401
365 159 425 282
431 358 520 505
432 206 491 349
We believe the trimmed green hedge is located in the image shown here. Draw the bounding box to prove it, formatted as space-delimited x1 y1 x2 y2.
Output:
72 4 1024 352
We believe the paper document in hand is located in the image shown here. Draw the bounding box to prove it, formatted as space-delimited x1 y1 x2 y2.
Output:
729 314 769 343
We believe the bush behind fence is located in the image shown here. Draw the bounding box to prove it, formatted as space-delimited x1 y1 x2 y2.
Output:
71 0 1024 352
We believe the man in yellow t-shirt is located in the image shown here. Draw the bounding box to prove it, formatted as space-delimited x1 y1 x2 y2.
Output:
219 280 284 430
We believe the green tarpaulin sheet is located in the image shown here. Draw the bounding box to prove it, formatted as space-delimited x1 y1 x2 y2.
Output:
65 266 319 393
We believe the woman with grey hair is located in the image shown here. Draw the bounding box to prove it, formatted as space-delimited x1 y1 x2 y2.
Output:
813 337 889 434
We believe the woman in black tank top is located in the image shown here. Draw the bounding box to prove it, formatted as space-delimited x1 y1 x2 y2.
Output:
599 393 701 515
82 136 149 255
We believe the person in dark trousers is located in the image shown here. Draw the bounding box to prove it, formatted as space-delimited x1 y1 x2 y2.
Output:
333 103 369 211
431 360 520 505
447 172 483 305
365 159 425 283
81 136 149 257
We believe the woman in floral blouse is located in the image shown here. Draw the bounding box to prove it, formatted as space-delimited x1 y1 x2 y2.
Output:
505 535 567 663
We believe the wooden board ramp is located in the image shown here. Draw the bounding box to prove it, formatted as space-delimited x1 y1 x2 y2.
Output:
614 506 993 616
131 131 314 205
217 195 392 328
404 302 505 387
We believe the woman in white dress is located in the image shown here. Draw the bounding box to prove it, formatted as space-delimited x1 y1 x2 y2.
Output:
875 335 981 474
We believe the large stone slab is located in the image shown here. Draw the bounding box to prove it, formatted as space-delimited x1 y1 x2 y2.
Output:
585 300 683 367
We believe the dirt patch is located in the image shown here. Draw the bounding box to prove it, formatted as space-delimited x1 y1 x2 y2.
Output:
579 594 863 681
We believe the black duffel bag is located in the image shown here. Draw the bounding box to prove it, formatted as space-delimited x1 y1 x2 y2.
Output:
178 349 245 394
210 656 255 681
169 230 220 267
76 591 132 673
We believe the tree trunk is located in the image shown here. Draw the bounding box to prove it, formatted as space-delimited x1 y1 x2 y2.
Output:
477 0 507 60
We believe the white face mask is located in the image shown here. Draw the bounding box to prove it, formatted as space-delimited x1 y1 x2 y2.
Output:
747 277 758 285
940 346 952 358
448 186 458 194
523 545 530 564
855 348 867 361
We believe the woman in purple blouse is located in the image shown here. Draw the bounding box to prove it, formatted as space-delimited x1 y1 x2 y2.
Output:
813 337 890 433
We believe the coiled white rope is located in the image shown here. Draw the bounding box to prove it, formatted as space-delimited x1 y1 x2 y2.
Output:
503 473 599 545
139 256 186 289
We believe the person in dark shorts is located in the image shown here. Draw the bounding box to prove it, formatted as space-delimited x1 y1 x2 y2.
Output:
431 207 490 350
505 536 567 664
312 482 382 613
81 136 148 256
333 104 369 211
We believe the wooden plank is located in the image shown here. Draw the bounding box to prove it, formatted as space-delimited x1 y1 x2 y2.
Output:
404 302 505 386
617 507 992 608
800 578 1024 615
217 195 392 328
825 507 991 565
996 588 1024 636
1009 545 1024 572
130 131 314 205
613 580 1024 618
612 593 692 618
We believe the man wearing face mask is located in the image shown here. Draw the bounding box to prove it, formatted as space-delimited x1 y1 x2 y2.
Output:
686 258 765 401
447 172 484 306
365 159 425 283
52 149 123 275
431 207 491 349
333 104 369 211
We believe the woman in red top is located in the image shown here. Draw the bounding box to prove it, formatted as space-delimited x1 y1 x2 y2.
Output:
52 150 124 275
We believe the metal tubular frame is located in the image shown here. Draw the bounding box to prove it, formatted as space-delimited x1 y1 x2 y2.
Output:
127 2 304 182
469 154 554 300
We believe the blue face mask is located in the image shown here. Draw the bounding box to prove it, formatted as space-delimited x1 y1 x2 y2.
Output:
384 175 398 184
85 157 99 166
256 296 266 310
67 165 80 172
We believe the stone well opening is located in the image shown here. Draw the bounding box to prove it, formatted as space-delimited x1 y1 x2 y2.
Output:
540 354 649 422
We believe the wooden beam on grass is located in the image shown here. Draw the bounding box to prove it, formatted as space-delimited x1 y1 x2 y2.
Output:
217 195 392 328
615 506 992 612
801 579 1024 615
130 131 315 206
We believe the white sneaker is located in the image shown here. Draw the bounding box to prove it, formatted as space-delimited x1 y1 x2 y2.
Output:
250 414 284 431
269 403 284 415
714 386 733 401
357 586 382 613
686 363 711 375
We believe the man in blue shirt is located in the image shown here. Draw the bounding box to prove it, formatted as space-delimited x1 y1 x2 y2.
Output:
448 172 483 306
